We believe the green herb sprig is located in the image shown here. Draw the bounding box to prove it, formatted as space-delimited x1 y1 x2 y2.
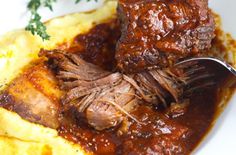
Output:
25 0 96 40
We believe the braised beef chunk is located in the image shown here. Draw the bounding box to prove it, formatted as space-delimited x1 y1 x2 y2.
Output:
40 50 140 131
116 0 215 73
40 49 193 131
0 63 62 129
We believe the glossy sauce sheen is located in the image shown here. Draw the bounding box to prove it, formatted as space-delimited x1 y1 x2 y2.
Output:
116 0 215 73
58 89 217 154
57 21 234 154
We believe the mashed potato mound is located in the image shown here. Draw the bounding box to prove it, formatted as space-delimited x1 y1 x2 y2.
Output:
0 1 117 91
0 1 117 154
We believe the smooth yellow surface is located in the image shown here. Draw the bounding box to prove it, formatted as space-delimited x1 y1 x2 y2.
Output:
0 1 117 91
0 108 86 155
0 1 117 154
0 1 235 155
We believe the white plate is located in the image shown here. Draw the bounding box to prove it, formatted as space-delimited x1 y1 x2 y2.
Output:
0 0 235 154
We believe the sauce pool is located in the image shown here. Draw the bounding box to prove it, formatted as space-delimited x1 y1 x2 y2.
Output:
57 20 235 155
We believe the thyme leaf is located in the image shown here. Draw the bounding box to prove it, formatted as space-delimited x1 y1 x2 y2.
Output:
25 0 96 40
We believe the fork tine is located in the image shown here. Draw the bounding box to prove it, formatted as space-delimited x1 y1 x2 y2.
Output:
184 81 216 94
173 59 216 95
173 56 236 98
186 73 215 84
175 60 198 69
184 66 206 76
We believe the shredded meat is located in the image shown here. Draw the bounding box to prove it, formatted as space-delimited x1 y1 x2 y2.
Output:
116 0 215 73
41 50 139 130
41 50 191 131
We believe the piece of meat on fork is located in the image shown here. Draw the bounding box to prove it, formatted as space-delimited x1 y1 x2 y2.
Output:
40 50 212 131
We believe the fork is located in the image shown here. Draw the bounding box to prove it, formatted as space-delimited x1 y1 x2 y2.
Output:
174 57 236 94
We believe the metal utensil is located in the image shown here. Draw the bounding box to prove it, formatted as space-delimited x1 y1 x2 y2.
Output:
175 57 236 93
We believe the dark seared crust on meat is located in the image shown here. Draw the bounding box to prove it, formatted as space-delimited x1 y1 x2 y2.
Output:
0 49 190 132
116 0 215 73
41 50 191 131
0 62 62 129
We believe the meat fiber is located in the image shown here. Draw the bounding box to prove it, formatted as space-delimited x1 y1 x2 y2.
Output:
41 50 191 131
41 50 140 130
116 0 215 73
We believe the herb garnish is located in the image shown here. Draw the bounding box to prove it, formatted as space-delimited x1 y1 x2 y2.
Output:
25 0 96 40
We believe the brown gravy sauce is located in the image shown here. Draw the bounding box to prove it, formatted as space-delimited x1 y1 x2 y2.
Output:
57 20 236 155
